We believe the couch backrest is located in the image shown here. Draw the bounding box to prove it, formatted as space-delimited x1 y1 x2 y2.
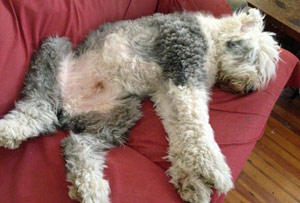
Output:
157 0 232 16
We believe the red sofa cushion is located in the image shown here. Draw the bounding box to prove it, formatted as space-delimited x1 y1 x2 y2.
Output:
0 0 299 203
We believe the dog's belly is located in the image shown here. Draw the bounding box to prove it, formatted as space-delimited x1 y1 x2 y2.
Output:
58 56 122 114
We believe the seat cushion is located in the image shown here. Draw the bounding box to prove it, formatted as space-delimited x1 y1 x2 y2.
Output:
0 0 299 203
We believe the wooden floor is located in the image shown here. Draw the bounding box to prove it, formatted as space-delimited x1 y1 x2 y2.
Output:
224 88 300 203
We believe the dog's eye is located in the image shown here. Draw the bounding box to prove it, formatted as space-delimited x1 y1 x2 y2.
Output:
247 85 255 93
226 40 243 49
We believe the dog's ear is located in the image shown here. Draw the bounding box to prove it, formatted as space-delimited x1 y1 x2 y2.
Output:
239 8 264 32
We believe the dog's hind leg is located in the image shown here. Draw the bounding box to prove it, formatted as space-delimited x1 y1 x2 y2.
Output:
62 132 112 203
61 96 142 203
0 37 72 149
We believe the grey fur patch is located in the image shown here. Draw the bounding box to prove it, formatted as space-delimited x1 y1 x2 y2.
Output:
131 13 208 86
58 96 142 145
23 37 72 99
226 39 251 60
61 132 112 163
21 37 73 131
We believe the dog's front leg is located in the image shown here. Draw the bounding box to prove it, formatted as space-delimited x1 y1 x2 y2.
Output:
152 83 233 203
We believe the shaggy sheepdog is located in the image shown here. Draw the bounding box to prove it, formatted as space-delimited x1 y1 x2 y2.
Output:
0 8 279 203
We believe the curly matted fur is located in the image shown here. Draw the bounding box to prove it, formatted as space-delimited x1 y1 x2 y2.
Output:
0 8 279 203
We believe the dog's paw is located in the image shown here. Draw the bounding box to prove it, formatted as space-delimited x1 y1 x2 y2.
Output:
69 175 111 203
168 166 212 203
168 137 234 201
197 141 234 194
210 161 234 194
0 120 22 149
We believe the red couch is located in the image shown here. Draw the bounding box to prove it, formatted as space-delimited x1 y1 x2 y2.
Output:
0 0 299 202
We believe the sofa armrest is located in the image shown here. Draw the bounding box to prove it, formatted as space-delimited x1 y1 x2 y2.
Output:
285 61 300 88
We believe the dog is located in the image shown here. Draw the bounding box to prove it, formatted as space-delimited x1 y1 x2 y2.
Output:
0 8 279 203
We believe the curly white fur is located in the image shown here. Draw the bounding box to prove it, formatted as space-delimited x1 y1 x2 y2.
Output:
152 83 233 202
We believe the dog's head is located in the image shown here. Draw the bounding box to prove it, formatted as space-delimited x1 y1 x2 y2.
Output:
216 8 280 94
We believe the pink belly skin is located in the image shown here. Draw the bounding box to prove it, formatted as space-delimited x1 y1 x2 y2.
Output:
58 57 121 114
